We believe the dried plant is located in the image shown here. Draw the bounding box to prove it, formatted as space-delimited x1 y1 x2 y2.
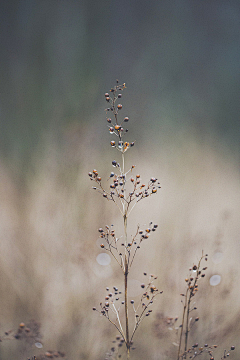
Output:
177 251 209 360
89 81 162 359
0 320 41 345
0 320 67 359
153 253 236 360
175 255 236 360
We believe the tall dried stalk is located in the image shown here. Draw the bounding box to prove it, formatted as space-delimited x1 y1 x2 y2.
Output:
89 81 161 358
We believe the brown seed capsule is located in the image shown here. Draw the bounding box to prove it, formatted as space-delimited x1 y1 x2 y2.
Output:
124 117 129 122
131 178 134 182
19 323 25 328
45 352 52 358
100 244 104 248
97 177 101 181
117 104 122 110
115 125 121 130
110 141 115 146
193 265 197 270
105 93 109 97
107 118 112 123
152 188 157 193
106 97 110 102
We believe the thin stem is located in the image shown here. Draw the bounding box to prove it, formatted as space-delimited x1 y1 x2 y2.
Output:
177 293 188 360
124 215 130 355
112 303 125 338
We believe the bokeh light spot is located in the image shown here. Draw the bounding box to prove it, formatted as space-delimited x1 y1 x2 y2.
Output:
210 275 221 286
96 253 111 266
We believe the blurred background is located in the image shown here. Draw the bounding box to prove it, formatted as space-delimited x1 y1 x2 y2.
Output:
0 0 240 359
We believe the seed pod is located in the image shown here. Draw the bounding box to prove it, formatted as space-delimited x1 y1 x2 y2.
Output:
117 104 122 110
110 141 115 147
124 117 129 122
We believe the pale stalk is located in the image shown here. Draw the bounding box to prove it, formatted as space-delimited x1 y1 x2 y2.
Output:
122 151 130 358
